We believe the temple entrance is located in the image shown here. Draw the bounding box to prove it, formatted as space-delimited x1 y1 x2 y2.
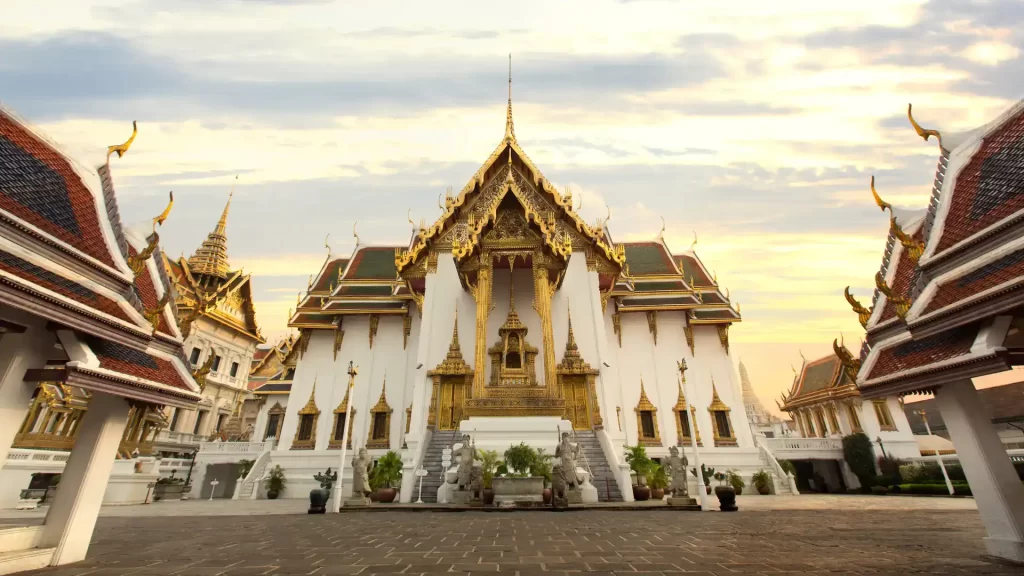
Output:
561 377 591 430
436 379 467 431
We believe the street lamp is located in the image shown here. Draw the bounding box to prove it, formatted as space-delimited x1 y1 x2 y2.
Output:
678 360 709 511
914 409 955 495
333 361 358 513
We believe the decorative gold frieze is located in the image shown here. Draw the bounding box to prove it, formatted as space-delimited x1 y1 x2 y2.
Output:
292 380 320 450
368 314 379 348
646 311 658 345
634 378 661 446
426 250 438 273
297 329 311 359
683 325 694 355
612 313 622 347
717 324 729 354
532 257 557 394
403 314 412 350
333 322 345 361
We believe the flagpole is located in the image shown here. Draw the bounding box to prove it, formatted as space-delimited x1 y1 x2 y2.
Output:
334 361 358 512
678 359 709 511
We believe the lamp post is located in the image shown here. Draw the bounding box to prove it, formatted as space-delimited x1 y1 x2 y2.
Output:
914 409 955 495
333 361 358 512
875 436 887 460
678 360 709 511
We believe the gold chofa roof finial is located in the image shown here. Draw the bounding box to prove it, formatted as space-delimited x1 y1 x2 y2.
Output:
870 176 892 214
107 120 137 159
907 103 942 149
187 177 235 279
505 53 516 142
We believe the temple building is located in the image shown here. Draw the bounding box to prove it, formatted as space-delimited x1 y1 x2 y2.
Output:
160 196 265 445
217 84 775 503
842 100 1024 562
0 106 200 569
738 360 787 437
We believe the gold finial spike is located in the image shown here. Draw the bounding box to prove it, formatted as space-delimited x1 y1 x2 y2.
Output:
505 53 515 141
152 191 173 231
659 216 666 239
324 233 331 259
307 274 313 290
605 204 612 224
408 209 415 230
107 120 137 159
450 306 460 351
907 103 942 148
353 221 360 247
507 255 516 311
437 191 444 211
690 231 698 251
214 176 237 235
870 176 892 214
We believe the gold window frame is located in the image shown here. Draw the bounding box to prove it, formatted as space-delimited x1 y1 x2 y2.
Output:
264 402 285 441
634 378 661 446
328 386 355 450
366 383 393 449
707 380 736 447
873 399 897 432
291 382 320 450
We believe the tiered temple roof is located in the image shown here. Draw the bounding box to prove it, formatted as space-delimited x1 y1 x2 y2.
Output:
845 100 1024 397
0 106 201 407
779 348 859 411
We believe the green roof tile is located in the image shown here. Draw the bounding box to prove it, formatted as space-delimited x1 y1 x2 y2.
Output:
623 243 676 275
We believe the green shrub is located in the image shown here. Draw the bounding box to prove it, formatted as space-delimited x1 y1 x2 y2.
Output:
238 459 255 479
530 448 553 485
624 445 654 485
896 483 972 496
752 470 773 492
870 485 888 495
503 443 535 477
726 469 745 491
842 434 876 485
479 450 500 489
372 451 403 489
647 464 669 490
877 456 904 483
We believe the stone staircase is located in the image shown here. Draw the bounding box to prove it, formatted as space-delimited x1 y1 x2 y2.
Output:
573 430 622 502
420 429 461 503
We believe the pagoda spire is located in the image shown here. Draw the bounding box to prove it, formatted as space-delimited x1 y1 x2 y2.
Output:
187 177 236 279
505 53 515 142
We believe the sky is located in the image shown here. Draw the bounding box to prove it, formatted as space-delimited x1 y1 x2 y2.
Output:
2 0 1022 413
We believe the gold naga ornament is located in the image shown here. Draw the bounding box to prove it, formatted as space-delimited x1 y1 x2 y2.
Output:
127 192 174 277
890 217 925 263
192 355 215 392
107 121 137 159
907 103 943 149
833 335 862 381
844 286 872 328
875 271 911 319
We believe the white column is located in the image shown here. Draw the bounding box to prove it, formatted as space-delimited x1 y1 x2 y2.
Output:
0 320 56 464
41 392 131 565
934 380 1024 563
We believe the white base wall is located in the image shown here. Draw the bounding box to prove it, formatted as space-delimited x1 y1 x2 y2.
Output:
459 417 573 454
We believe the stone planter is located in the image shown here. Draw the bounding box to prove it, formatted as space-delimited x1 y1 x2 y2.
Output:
308 488 330 514
153 483 186 501
714 486 737 511
492 477 544 506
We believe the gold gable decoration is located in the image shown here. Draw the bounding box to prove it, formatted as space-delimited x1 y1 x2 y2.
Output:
717 325 729 354
707 379 737 447
612 313 622 347
369 314 379 349
403 314 412 350
328 386 354 450
291 380 321 450
646 311 658 345
366 381 393 449
427 309 474 430
634 378 661 447
683 324 695 355
333 322 345 361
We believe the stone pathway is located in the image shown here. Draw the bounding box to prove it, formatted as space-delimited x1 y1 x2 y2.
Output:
20 506 1018 575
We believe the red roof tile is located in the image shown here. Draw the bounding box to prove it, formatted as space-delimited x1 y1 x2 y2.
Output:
0 111 117 269
0 248 134 325
867 327 976 380
128 244 173 337
84 335 193 392
924 248 1024 314
935 107 1024 254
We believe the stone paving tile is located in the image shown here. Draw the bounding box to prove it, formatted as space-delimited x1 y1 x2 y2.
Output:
17 509 1024 576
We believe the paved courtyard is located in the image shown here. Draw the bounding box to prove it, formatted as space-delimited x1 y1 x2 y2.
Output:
15 496 1019 576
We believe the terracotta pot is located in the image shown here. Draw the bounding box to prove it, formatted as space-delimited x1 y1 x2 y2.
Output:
266 489 279 500
542 488 552 504
377 488 397 503
705 486 712 495
483 488 495 506
650 488 665 500
369 490 380 503
756 484 770 495
633 485 651 501
734 486 743 496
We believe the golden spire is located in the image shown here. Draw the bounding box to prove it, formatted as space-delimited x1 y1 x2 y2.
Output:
449 306 461 353
187 178 236 279
505 53 516 142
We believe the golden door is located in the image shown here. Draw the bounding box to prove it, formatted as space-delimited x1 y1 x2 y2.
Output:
438 380 466 431
562 379 591 430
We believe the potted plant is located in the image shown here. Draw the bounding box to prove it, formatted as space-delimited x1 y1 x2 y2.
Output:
647 464 669 500
751 470 773 495
373 451 403 503
154 472 187 501
690 464 714 495
492 443 545 506
624 445 653 501
727 469 745 496
531 448 553 503
713 471 738 511
264 465 286 499
479 450 500 506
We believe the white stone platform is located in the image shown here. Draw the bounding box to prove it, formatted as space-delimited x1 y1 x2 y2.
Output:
459 416 573 453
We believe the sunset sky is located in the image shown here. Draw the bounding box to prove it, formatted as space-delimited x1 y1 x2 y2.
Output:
2 0 1022 412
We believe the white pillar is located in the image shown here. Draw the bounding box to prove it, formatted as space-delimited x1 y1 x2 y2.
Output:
41 392 131 565
0 320 55 464
934 380 1024 563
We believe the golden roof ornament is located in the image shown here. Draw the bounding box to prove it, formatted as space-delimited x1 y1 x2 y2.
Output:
658 216 666 240
152 191 173 231
352 221 360 248
833 335 862 380
870 176 892 215
875 271 911 318
890 217 925 262
907 103 943 149
690 231 698 251
107 120 137 159
505 53 515 142
844 286 873 327
187 178 235 279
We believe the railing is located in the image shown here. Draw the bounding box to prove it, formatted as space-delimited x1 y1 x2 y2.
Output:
754 435 799 495
198 440 269 454
764 436 843 452
234 439 276 500
155 430 201 445
5 449 69 463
